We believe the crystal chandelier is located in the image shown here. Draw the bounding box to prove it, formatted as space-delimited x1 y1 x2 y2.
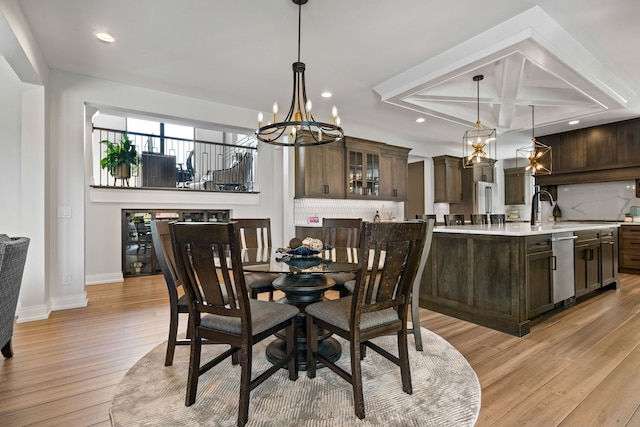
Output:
463 75 497 168
255 0 344 147
516 105 552 175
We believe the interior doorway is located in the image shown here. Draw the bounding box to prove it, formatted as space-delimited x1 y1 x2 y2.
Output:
406 161 425 220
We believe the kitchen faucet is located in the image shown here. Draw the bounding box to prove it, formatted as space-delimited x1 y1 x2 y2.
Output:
530 185 555 225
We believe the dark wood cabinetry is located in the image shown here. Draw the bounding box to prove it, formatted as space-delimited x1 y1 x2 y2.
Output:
295 137 408 201
504 167 528 205
295 142 346 198
575 228 618 297
619 225 640 273
574 230 601 298
536 118 640 186
433 155 462 203
380 147 409 200
526 235 555 318
600 228 618 287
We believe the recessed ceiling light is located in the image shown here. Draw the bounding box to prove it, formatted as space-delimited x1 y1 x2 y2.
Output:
416 117 425 123
321 92 332 98
569 120 579 125
95 32 115 43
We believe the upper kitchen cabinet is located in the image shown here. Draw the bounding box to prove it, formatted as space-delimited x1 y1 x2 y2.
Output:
616 119 640 166
504 167 529 205
585 125 617 169
345 137 409 200
295 141 346 199
380 146 410 200
346 139 380 198
433 155 462 203
536 118 640 186
472 163 495 183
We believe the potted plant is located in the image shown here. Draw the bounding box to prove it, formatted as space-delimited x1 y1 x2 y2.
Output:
100 133 140 185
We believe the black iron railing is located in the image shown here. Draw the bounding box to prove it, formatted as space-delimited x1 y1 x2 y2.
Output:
92 127 257 192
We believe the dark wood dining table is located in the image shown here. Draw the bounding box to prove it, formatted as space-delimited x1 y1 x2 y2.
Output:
242 246 360 370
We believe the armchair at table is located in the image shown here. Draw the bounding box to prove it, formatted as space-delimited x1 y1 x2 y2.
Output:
0 235 30 358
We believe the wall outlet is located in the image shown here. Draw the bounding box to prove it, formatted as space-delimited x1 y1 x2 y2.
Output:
57 207 72 218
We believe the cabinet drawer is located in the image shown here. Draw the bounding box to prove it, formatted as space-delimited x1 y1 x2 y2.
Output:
622 252 640 269
575 230 599 243
619 226 640 238
621 238 640 251
527 235 552 253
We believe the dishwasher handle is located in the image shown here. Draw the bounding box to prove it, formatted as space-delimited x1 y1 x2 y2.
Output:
552 235 578 242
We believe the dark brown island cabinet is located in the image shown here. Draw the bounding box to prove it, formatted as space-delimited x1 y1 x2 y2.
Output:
418 224 619 336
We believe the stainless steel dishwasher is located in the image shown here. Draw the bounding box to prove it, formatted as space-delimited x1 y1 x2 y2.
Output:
551 232 577 303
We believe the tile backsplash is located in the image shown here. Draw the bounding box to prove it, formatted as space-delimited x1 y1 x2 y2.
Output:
557 180 640 221
294 199 401 226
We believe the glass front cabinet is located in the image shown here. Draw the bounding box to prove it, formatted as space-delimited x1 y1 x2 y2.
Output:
347 140 380 198
122 209 230 277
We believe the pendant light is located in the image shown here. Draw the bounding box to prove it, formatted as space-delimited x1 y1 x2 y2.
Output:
255 0 344 147
516 105 552 175
463 75 497 168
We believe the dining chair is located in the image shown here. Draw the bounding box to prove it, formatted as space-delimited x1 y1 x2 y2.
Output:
444 214 465 225
490 214 506 225
305 221 427 419
0 235 30 358
409 218 435 351
471 214 488 225
170 222 299 427
151 220 191 366
322 218 362 297
231 218 281 301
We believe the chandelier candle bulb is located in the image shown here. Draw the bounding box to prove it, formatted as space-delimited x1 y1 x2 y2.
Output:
258 112 263 129
273 102 278 123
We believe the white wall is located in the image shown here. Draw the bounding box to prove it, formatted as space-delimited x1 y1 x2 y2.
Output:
45 71 287 299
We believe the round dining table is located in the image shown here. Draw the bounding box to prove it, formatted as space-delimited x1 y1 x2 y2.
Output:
242 246 360 370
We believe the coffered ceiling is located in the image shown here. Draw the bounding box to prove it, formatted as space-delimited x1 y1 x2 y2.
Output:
3 0 640 159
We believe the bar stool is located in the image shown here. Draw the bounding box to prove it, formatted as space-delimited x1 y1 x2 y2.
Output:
471 214 488 224
444 214 465 225
490 214 506 225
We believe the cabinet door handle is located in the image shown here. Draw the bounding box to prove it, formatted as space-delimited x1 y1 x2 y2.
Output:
551 256 557 270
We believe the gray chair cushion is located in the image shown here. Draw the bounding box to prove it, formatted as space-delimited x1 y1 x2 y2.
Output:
244 272 281 289
325 272 356 286
201 299 299 335
305 296 400 332
343 279 355 293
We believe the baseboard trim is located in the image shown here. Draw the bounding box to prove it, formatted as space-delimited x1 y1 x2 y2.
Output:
51 292 88 311
86 272 124 285
16 303 52 323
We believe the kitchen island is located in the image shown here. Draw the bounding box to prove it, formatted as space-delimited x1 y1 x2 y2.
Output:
418 222 619 336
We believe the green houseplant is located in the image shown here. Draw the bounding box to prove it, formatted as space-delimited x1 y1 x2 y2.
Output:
100 133 140 184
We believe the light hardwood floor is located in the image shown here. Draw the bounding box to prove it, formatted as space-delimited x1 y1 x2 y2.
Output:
1 274 640 426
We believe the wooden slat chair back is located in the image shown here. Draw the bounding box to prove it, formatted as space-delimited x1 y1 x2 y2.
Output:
409 218 435 351
322 218 362 248
151 220 191 366
305 221 427 419
322 218 362 297
230 218 280 300
169 222 299 427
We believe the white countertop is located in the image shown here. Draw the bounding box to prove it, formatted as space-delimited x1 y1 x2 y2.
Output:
434 221 619 236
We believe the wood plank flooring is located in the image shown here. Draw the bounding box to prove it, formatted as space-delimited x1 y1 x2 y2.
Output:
1 274 639 426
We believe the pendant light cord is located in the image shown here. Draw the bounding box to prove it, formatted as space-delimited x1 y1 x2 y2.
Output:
531 105 535 139
476 79 480 122
297 1 302 63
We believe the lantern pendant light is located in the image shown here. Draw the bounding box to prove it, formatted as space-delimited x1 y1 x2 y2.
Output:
516 105 552 175
462 75 497 168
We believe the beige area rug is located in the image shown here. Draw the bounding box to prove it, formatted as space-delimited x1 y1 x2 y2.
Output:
110 327 480 427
